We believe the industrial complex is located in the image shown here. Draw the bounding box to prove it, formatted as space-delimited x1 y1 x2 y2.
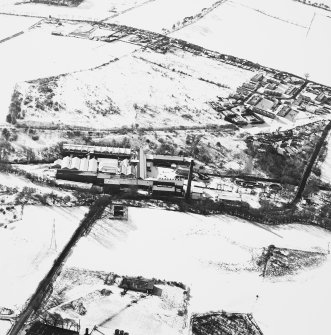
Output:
53 144 191 197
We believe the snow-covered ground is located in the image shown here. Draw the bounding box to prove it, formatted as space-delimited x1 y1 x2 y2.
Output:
172 0 331 87
0 0 151 21
0 321 11 335
48 275 187 335
107 0 219 32
65 207 331 335
0 14 40 41
0 23 136 123
0 205 88 312
0 172 71 198
16 51 250 129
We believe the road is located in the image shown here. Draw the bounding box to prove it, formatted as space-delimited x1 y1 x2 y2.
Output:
291 120 331 205
7 198 109 335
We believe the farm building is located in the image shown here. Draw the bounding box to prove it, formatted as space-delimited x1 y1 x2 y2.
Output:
26 322 79 335
119 277 162 296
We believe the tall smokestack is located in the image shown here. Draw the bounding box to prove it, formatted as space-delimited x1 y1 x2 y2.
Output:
185 159 194 200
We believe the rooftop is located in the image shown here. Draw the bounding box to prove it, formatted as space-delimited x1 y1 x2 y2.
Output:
26 322 78 335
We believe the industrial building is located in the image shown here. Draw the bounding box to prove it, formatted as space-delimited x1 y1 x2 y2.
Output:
54 144 189 197
62 144 131 158
119 277 162 296
26 322 79 335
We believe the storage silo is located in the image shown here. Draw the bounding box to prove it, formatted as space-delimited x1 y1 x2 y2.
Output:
88 157 98 172
61 156 71 169
70 157 81 170
79 157 89 171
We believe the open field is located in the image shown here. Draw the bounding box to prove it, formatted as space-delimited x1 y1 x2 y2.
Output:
0 0 153 21
172 0 331 86
0 205 88 312
107 0 221 32
13 49 252 129
61 207 331 335
0 14 40 41
0 22 137 123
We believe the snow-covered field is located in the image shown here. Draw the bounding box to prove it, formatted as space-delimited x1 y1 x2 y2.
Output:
172 0 331 86
0 25 136 123
0 14 40 41
0 172 71 198
16 51 251 129
65 207 331 335
0 205 88 312
0 321 11 335
107 0 220 32
0 0 152 21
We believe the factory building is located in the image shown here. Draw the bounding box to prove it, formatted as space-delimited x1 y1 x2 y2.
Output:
62 144 131 158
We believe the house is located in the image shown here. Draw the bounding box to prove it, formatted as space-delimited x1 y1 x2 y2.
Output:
276 105 291 117
316 92 326 103
119 277 162 296
245 95 261 106
26 322 79 335
251 72 264 83
242 82 258 91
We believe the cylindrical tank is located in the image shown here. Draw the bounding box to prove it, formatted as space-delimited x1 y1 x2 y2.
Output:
70 157 81 170
61 156 71 169
88 158 98 172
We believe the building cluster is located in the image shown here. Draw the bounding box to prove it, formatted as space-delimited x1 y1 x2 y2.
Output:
213 70 328 124
247 121 324 157
53 144 192 197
